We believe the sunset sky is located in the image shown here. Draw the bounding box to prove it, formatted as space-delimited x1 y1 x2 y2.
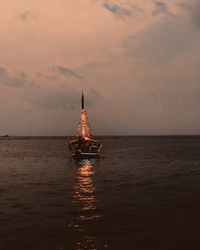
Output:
0 0 200 135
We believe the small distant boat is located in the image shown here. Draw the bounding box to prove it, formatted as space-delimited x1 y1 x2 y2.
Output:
68 92 102 159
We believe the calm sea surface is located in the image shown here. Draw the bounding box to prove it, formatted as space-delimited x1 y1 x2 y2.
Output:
0 136 200 250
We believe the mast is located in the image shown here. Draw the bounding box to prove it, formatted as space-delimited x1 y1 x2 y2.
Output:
81 91 84 110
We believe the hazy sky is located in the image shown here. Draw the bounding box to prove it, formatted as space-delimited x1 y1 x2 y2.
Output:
0 0 200 135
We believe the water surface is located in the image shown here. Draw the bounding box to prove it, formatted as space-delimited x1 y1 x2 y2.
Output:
0 136 200 250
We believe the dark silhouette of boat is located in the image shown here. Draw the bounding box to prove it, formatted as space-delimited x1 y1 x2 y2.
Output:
68 92 102 159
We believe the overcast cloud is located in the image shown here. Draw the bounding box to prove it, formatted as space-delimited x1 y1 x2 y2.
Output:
0 0 199 135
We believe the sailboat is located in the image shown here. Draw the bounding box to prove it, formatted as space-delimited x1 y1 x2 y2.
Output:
68 92 102 159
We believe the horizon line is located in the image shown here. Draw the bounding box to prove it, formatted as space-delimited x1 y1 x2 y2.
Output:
1 134 200 138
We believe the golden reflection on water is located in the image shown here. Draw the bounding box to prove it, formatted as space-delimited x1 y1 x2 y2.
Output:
74 160 96 213
69 158 101 249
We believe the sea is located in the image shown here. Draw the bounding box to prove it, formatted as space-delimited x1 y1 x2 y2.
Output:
0 136 200 250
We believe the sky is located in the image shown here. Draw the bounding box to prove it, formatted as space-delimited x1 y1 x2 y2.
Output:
0 0 200 136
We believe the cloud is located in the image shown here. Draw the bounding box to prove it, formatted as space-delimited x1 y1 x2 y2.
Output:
31 84 104 111
7 76 26 87
178 1 200 29
123 18 198 64
192 1 200 28
153 1 175 17
1 0 199 135
102 2 133 17
0 67 27 87
20 11 31 20
85 88 104 106
54 66 83 79
19 11 36 21
0 66 6 76
102 0 176 19
90 88 103 99
179 2 193 10
35 91 79 110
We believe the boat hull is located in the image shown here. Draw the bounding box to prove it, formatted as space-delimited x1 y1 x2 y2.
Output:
69 138 102 159
72 150 100 159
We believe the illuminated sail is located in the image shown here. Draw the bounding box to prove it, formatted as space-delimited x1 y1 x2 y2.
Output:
77 92 92 139
69 91 102 158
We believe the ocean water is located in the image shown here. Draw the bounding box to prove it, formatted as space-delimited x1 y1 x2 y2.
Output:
0 136 200 250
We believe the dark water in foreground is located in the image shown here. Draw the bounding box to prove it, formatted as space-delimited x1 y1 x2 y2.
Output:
0 136 200 250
